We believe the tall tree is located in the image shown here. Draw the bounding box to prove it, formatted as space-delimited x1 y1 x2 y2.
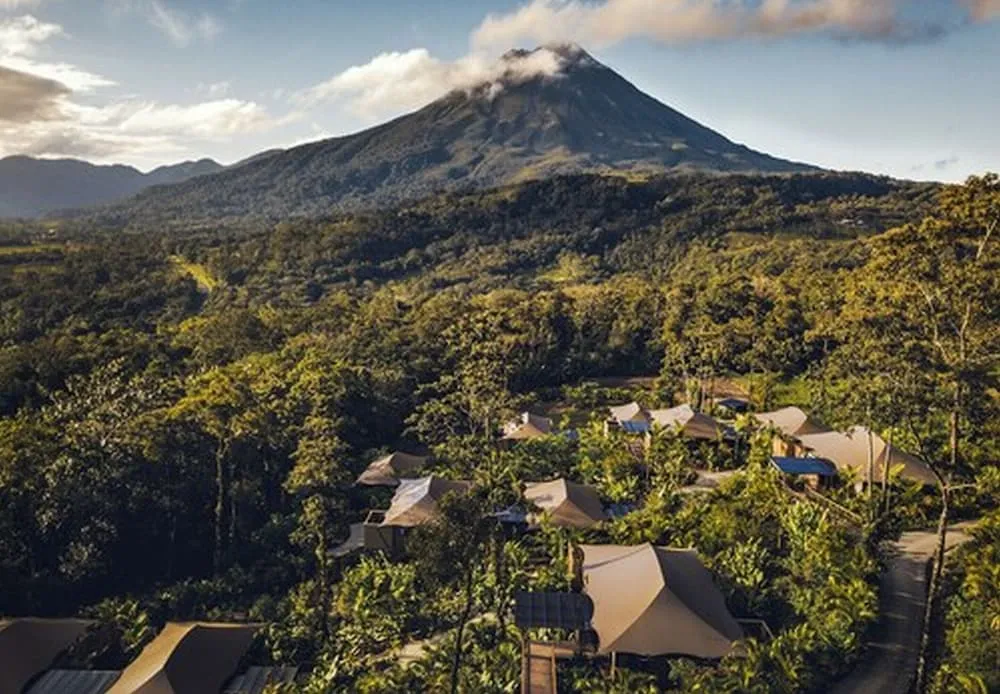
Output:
838 174 1000 691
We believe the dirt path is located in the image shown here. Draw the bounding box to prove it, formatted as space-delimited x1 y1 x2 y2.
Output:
829 524 975 694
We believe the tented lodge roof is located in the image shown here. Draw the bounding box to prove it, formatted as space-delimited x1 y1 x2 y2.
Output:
649 405 723 440
503 412 554 440
581 544 743 658
754 407 828 439
524 478 607 528
608 402 648 424
107 622 258 694
381 476 472 528
356 452 428 487
0 618 93 694
796 426 937 486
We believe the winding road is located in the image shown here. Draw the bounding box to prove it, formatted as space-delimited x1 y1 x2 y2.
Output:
830 524 975 694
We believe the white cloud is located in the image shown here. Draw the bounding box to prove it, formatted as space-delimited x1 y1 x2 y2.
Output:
116 99 279 137
0 13 292 163
0 14 61 55
0 15 113 91
300 47 566 121
196 80 231 97
471 0 917 49
108 0 222 46
0 0 45 9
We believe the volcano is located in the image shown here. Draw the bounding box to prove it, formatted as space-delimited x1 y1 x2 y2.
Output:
107 44 816 220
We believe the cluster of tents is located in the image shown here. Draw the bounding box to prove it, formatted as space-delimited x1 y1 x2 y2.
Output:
607 402 729 440
0 619 295 694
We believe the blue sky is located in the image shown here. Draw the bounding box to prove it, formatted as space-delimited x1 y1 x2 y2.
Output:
0 0 998 181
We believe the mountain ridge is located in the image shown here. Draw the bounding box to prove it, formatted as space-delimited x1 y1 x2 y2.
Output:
0 156 223 218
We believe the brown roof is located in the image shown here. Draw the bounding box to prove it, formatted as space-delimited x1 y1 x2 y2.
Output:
356 452 428 487
503 412 554 440
524 479 607 528
107 623 258 694
796 426 937 485
0 618 93 694
381 476 472 528
581 544 743 658
649 405 723 440
754 407 828 439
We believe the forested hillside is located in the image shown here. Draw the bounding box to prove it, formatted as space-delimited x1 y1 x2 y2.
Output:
0 171 996 692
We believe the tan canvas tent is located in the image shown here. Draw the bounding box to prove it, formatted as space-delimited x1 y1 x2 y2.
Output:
796 426 937 486
107 622 258 694
0 618 93 694
608 402 649 424
649 405 723 440
503 412 553 441
754 407 828 439
524 479 607 529
581 544 743 658
380 476 472 527
356 452 428 487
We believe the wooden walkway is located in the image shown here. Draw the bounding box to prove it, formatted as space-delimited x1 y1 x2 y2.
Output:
522 642 578 694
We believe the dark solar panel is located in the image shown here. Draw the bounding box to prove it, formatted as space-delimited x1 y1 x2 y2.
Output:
514 591 594 630
771 457 838 477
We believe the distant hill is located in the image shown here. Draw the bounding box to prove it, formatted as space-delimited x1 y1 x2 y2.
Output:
102 44 816 222
0 156 223 218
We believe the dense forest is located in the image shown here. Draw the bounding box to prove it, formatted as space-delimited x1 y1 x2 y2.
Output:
0 171 997 692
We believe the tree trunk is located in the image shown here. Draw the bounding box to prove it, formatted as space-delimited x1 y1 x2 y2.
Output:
318 508 331 643
213 443 228 576
228 455 238 554
450 567 476 694
915 385 960 692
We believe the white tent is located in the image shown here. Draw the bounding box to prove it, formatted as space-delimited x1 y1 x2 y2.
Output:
581 544 743 658
796 426 937 486
381 476 472 527
608 402 649 424
649 404 723 440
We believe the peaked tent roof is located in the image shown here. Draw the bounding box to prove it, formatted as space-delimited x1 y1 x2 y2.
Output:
381 476 472 528
581 544 743 658
754 407 828 439
649 405 723 440
0 618 93 694
608 402 648 424
356 452 428 487
524 478 608 528
796 426 937 486
107 622 258 694
503 412 554 440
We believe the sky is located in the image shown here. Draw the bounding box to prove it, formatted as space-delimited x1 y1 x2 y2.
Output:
1 0 998 181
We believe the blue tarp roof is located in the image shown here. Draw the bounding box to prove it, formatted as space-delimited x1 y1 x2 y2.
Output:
619 420 652 434
771 457 838 477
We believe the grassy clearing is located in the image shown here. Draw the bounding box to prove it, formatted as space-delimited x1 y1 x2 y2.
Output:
0 243 65 256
